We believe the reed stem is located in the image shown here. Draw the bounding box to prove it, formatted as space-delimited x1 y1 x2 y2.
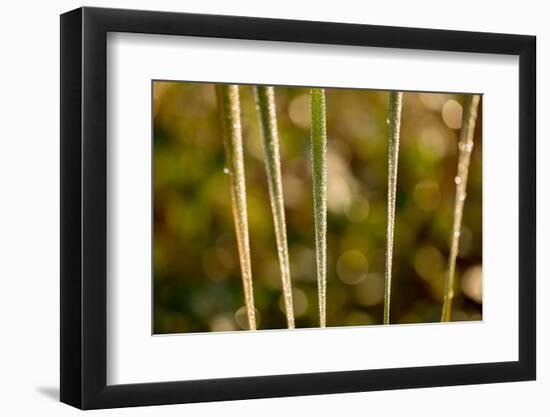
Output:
253 86 295 329
383 91 403 325
310 88 328 328
441 94 481 322
216 84 256 330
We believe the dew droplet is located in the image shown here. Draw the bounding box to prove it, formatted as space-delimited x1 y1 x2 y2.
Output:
454 176 462 185
458 141 474 153
385 118 390 124
223 167 231 175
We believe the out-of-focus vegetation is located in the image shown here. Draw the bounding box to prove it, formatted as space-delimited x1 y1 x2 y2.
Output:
153 81 482 334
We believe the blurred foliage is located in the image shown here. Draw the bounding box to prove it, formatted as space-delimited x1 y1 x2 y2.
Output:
153 81 482 334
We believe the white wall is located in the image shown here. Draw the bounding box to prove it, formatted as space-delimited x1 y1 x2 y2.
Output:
0 0 545 415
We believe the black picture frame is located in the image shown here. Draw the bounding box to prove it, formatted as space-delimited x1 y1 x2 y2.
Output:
60 6 536 410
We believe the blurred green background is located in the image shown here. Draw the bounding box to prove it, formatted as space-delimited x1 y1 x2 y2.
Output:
153 81 482 334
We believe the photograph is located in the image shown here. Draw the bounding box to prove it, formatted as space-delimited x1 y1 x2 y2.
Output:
152 81 483 334
55 5 537 411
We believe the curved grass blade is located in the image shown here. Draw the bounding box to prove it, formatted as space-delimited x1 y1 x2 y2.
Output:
383 91 403 325
441 94 481 322
253 86 295 329
310 88 328 328
215 84 256 330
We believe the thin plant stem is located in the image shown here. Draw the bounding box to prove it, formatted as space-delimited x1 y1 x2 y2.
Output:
383 91 403 325
253 86 295 329
215 84 256 330
441 94 481 322
310 88 328 328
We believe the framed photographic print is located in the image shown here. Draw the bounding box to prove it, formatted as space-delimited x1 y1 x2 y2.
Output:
60 6 536 409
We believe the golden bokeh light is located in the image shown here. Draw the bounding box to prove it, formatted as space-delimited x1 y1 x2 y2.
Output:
413 180 441 212
336 250 369 285
414 246 444 281
354 273 384 306
279 287 309 317
461 265 482 304
441 99 463 129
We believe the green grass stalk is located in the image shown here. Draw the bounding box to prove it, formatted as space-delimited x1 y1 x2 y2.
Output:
253 86 295 329
383 91 403 325
441 94 481 322
310 88 328 328
216 84 257 330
